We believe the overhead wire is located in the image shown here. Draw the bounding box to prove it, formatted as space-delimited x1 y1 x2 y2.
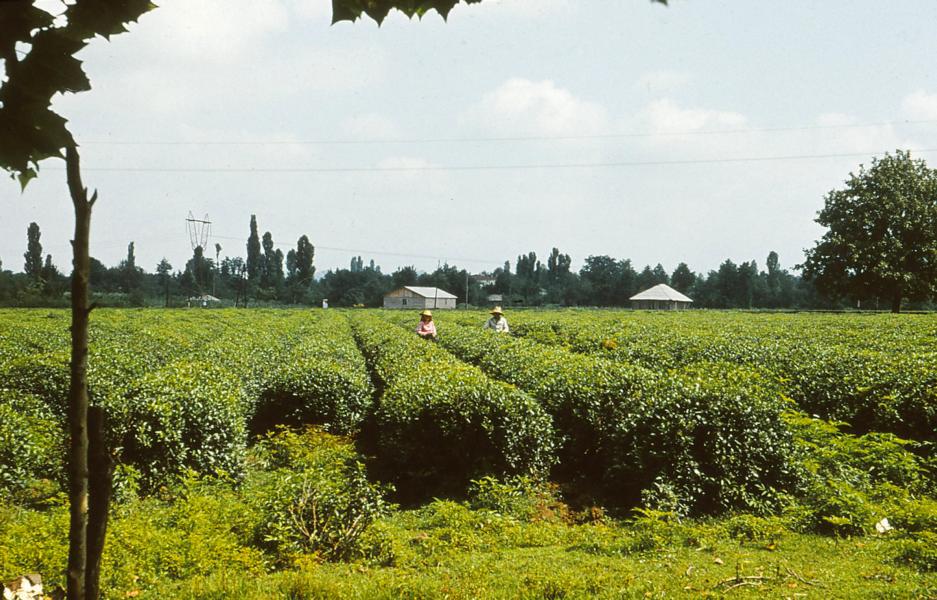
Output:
79 118 937 146
208 234 504 267
42 147 937 174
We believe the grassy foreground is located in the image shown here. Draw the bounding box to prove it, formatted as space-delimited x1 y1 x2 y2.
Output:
4 470 934 599
149 506 937 599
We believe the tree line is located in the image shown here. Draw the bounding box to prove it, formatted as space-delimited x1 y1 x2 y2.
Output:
2 217 915 310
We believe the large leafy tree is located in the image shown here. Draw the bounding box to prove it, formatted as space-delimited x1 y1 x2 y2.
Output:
802 150 937 312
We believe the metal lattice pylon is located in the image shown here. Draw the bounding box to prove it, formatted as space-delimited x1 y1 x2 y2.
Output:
185 211 211 251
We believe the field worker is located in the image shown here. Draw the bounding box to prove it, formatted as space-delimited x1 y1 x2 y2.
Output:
483 306 510 333
416 309 438 340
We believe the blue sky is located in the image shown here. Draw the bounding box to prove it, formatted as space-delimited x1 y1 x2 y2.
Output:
3 0 937 277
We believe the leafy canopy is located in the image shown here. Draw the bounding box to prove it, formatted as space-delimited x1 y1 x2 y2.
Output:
801 150 937 306
331 0 667 25
0 1 156 188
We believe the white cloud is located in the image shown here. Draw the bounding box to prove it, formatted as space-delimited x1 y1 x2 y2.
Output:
641 98 747 135
341 113 402 140
635 70 691 94
374 156 449 188
811 112 908 155
902 90 937 120
377 156 434 170
282 0 331 21
479 0 572 18
139 0 291 64
814 112 857 127
467 78 607 136
78 43 388 119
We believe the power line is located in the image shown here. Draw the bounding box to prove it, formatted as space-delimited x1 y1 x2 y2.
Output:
49 148 937 174
80 119 937 146
209 234 503 267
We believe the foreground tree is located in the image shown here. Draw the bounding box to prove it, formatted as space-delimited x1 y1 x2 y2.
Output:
801 150 937 312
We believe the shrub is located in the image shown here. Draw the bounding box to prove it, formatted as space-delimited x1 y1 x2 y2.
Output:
353 316 556 498
253 315 373 435
246 428 391 564
0 352 70 417
787 413 925 493
789 478 877 536
890 497 937 533
102 479 268 594
723 513 789 543
117 361 248 491
620 508 688 553
608 363 800 516
468 475 565 522
0 503 69 590
0 389 65 499
435 322 652 486
435 323 801 517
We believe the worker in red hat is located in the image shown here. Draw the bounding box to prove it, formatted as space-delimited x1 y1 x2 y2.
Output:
415 309 438 340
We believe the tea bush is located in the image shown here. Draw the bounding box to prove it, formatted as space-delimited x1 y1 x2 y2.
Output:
430 321 800 516
253 314 373 435
117 361 249 491
607 362 800 515
0 352 71 417
432 322 654 485
508 311 937 443
0 389 65 499
352 315 556 498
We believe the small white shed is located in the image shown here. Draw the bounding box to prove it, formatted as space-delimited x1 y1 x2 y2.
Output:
383 286 458 309
629 284 693 310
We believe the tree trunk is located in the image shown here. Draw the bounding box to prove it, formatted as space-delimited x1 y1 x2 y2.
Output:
891 287 902 313
86 406 114 600
65 144 98 600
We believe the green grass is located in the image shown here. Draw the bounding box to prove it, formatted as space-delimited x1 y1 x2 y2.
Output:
149 503 936 599
5 470 934 599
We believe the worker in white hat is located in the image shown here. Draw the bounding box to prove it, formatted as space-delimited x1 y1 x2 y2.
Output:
483 306 509 333
415 309 438 340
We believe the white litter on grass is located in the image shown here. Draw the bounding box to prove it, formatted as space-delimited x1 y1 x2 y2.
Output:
2 574 43 600
875 517 894 534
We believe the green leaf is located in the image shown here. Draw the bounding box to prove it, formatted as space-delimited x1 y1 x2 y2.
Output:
17 167 38 191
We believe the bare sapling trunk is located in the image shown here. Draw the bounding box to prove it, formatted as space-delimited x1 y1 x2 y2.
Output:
86 406 114 600
66 144 108 600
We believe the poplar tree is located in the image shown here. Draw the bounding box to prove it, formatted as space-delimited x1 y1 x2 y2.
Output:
24 222 43 282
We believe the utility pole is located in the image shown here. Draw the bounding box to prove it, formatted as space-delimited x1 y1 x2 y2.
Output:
465 270 469 309
213 243 221 298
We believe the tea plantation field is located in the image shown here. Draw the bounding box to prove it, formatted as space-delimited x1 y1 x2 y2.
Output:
1 308 935 598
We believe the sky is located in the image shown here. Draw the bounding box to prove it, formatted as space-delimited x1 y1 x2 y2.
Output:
3 0 937 277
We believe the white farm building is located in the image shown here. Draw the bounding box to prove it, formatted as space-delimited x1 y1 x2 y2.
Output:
383 286 458 310
629 284 693 310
